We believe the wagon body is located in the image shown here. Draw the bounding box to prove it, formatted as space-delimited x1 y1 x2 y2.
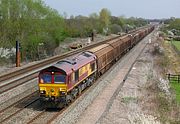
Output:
88 44 114 75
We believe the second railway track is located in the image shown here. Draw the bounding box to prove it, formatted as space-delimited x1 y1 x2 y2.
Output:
0 36 122 94
0 36 120 83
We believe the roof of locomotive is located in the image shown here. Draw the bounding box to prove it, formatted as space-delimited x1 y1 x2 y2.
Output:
46 51 96 75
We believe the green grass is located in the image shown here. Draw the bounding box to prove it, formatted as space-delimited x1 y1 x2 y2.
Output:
170 78 180 103
172 41 180 51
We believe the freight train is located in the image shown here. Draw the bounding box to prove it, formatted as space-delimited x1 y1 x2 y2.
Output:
38 25 154 108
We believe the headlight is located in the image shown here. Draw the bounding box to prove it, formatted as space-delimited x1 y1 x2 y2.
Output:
59 88 66 91
60 91 66 95
40 90 46 94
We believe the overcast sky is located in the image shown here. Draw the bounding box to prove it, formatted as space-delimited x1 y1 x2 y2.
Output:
43 0 180 19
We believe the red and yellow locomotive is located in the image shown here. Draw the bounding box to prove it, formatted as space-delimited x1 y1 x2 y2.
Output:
39 52 97 107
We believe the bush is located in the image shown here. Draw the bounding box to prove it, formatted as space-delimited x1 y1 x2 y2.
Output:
110 24 122 34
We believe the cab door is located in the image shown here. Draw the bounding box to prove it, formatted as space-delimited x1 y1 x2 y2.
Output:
75 70 79 82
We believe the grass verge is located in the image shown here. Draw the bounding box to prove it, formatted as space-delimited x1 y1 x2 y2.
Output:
170 81 180 104
155 39 180 123
172 41 180 51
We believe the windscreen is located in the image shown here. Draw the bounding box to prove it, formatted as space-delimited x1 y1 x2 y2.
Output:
40 73 52 83
54 74 66 84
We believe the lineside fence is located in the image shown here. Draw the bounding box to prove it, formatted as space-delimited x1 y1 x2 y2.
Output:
167 73 180 83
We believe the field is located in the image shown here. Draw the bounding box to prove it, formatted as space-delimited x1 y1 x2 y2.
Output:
172 41 180 51
170 41 180 103
170 77 180 104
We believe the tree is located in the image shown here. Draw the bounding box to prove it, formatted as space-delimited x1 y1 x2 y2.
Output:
169 19 180 30
99 8 111 30
89 12 99 19
0 0 66 61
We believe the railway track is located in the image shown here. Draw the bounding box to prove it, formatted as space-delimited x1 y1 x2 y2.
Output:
0 92 39 123
26 82 92 124
0 73 37 94
0 36 121 93
0 79 92 124
26 110 59 124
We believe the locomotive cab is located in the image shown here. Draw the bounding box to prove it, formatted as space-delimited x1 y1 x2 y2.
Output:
39 66 67 101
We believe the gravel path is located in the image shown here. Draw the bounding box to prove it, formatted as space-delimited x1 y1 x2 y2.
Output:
51 30 157 124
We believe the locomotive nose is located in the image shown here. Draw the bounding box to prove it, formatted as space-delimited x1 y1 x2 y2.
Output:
50 88 56 96
50 88 54 92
